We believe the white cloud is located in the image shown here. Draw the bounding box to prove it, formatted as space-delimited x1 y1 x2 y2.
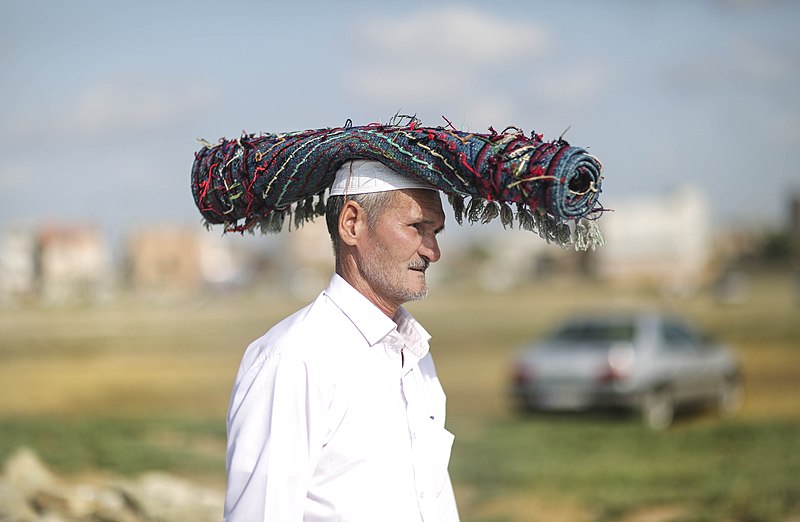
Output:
454 98 517 131
732 37 796 85
346 5 550 108
532 60 613 109
9 73 220 139
344 5 612 131
767 112 800 147
662 34 796 95
348 66 464 104
62 74 220 135
0 159 34 191
356 5 548 65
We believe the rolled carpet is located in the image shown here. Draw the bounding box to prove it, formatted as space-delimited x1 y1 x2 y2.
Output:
191 118 605 249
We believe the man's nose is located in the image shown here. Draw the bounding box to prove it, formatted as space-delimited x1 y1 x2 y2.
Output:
419 236 441 263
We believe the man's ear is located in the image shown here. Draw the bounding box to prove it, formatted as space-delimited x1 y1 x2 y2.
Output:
338 199 368 246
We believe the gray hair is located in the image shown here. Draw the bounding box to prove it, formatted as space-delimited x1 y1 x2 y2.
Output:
325 191 395 261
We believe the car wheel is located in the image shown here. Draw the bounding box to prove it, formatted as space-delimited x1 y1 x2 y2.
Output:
718 375 744 418
642 387 674 430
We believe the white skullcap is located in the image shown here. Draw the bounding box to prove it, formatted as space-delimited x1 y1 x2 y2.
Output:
329 160 436 196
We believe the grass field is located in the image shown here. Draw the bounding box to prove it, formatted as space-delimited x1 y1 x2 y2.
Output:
1 272 799 521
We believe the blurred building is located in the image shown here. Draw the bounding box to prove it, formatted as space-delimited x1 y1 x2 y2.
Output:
789 193 800 306
284 219 334 299
790 193 800 255
36 224 113 304
437 223 582 292
474 229 551 291
126 226 204 295
197 232 257 292
0 227 37 302
125 226 255 296
596 185 712 295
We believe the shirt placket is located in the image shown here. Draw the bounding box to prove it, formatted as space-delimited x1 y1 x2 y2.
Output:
399 348 436 520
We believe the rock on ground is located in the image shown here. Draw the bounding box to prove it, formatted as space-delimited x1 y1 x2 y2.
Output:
0 447 224 522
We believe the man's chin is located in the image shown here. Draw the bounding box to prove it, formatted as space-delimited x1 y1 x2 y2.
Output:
394 276 428 302
407 288 428 301
406 281 429 301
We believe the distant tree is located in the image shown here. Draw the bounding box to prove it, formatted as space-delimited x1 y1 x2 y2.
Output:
758 230 792 265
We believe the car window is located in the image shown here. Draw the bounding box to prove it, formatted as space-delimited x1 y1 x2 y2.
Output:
551 320 635 345
661 321 699 349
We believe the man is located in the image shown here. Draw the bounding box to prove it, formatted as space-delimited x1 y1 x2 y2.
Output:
223 160 459 521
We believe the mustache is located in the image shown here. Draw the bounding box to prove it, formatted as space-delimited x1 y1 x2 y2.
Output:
408 258 430 272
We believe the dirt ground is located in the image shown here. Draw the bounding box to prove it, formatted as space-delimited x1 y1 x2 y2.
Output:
1 273 798 521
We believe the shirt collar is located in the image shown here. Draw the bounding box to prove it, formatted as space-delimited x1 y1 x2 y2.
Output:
393 306 431 363
324 274 431 359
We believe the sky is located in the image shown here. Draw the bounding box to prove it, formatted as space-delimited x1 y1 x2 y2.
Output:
1 0 799 249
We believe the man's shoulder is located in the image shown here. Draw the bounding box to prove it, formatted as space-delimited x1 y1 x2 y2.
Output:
239 292 356 370
265 295 343 343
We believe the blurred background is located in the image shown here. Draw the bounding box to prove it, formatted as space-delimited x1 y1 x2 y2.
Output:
1 1 798 521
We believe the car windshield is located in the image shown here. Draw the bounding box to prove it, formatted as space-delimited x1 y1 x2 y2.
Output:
549 320 635 345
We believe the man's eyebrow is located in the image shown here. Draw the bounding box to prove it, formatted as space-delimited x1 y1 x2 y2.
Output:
412 218 445 234
419 217 444 227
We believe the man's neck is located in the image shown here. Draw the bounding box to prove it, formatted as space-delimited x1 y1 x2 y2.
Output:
335 265 399 319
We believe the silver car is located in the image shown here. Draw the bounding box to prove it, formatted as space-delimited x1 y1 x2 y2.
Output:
510 312 744 429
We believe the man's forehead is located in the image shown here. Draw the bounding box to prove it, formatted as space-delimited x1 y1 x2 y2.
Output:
395 189 444 215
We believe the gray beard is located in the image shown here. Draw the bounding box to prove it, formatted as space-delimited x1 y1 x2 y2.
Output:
360 247 429 305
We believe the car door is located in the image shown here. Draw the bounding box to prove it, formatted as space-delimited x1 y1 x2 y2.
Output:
660 320 707 402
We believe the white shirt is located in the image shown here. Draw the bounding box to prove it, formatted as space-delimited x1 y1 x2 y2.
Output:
224 274 459 522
